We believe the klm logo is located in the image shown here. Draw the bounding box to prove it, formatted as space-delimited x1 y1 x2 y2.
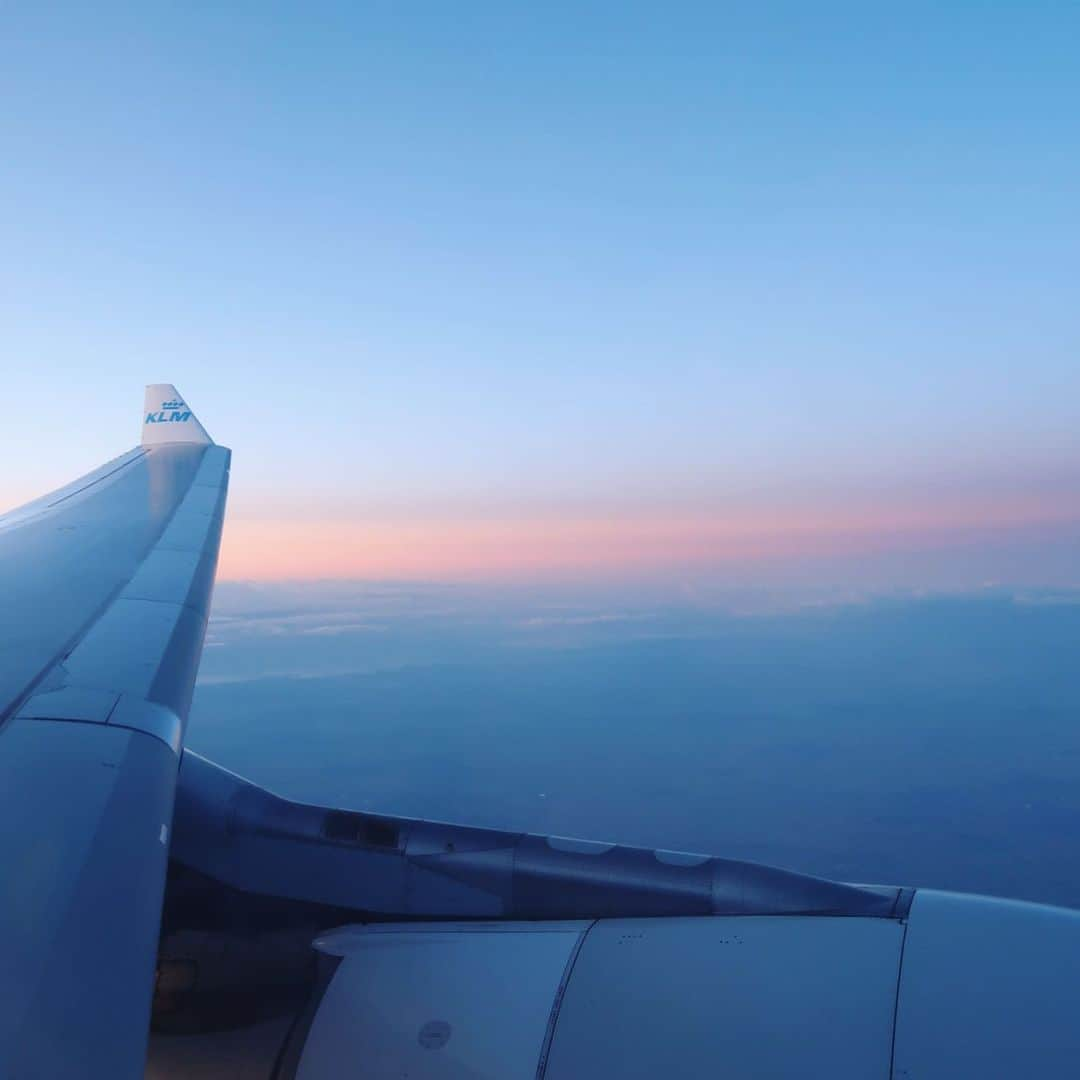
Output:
146 400 191 424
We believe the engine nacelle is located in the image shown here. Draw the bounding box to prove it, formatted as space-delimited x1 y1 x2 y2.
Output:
280 890 1080 1079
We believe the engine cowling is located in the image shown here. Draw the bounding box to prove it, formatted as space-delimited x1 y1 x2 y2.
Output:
280 890 1080 1079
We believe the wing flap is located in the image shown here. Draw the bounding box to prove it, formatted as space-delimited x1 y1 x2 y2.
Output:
16 686 121 723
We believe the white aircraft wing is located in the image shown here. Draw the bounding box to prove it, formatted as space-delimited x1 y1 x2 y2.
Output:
0 385 228 1076
5 388 1080 1080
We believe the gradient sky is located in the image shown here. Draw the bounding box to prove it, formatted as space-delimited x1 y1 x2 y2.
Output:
1 3 1077 586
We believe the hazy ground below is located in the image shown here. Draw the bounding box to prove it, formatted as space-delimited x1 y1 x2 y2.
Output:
189 582 1080 907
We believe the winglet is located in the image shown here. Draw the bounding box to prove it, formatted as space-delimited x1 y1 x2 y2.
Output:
141 384 213 446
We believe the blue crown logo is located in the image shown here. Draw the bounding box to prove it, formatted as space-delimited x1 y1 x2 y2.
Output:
161 399 185 410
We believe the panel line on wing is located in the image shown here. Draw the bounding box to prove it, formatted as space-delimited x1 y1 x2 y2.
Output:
0 449 148 534
47 449 150 509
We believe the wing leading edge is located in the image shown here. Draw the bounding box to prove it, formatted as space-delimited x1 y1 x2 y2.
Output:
0 386 229 1076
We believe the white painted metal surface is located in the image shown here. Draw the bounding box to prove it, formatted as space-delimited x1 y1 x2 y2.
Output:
11 442 230 739
0 445 202 723
141 382 213 446
294 916 903 1079
0 385 230 1075
0 720 177 1076
298 923 587 1080
545 916 902 1079
893 890 1080 1078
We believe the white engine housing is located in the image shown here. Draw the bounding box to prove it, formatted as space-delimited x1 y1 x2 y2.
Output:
291 890 1080 1078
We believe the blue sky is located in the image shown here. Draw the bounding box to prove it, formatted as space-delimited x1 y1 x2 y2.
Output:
1 3 1077 585
3 2 1077 904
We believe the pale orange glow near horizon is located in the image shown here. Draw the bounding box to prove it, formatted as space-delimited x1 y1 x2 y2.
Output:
216 491 1080 583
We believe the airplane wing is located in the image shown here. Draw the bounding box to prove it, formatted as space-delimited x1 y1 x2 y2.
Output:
5 387 1080 1079
0 385 228 1076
